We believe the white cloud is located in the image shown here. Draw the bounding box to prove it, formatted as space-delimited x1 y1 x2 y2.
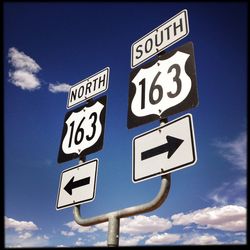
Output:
120 235 144 246
145 233 180 245
214 132 246 170
182 233 221 245
18 232 32 240
94 240 107 246
64 220 97 233
120 215 172 235
171 205 246 232
7 47 72 93
8 47 41 73
9 70 41 90
5 216 38 232
8 47 42 91
75 237 85 246
48 83 71 93
95 221 108 232
60 230 75 236
5 232 49 248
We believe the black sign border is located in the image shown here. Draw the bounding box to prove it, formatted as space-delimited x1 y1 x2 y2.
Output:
127 41 198 129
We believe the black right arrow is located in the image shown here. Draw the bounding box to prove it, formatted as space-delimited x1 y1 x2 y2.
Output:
64 176 90 195
141 135 184 161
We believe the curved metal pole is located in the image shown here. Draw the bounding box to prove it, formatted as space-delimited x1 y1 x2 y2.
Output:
73 174 170 247
73 174 171 226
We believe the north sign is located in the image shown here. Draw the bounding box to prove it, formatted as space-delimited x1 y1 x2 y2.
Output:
132 114 197 183
67 67 109 109
131 9 189 68
127 41 198 129
58 95 106 163
56 159 98 210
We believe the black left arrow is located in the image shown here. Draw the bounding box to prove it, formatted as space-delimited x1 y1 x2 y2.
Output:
64 176 90 195
141 135 184 161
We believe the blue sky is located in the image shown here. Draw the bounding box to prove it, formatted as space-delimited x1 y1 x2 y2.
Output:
4 1 247 247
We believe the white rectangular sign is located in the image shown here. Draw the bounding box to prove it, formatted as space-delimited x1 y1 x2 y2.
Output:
56 159 98 210
67 67 109 109
131 9 189 68
132 114 196 183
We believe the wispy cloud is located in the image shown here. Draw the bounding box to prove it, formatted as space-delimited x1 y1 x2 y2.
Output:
209 131 247 207
213 131 246 170
60 230 75 237
48 83 71 93
8 47 42 91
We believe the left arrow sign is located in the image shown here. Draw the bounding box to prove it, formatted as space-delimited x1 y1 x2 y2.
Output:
56 159 98 210
64 176 90 195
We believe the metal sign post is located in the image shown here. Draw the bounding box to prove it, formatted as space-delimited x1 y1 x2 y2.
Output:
73 118 171 247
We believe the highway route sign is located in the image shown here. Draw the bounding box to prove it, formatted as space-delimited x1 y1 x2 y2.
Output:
67 67 109 109
58 95 107 163
132 113 197 183
56 159 98 210
131 9 189 68
128 41 198 129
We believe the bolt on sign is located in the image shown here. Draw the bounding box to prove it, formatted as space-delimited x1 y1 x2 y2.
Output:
57 95 107 163
131 9 189 68
127 41 198 129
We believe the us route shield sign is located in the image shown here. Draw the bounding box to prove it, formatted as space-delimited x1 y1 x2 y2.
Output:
127 41 198 129
57 95 107 163
132 113 197 183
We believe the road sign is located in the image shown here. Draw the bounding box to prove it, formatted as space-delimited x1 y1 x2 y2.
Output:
58 95 107 163
132 113 197 183
56 159 98 210
127 41 198 129
67 67 109 109
131 9 189 68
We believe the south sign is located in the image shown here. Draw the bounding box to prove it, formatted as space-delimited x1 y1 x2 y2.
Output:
127 41 198 129
58 96 107 163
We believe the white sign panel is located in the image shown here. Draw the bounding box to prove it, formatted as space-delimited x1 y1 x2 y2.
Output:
131 9 189 68
133 114 196 183
56 159 98 210
67 67 109 109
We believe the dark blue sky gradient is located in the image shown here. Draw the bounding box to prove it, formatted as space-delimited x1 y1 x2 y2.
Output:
4 2 247 246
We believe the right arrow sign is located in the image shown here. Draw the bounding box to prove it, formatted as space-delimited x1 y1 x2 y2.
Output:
133 113 197 183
